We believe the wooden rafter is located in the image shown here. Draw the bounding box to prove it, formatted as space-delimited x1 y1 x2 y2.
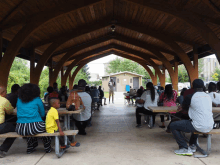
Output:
0 0 103 30
0 0 26 25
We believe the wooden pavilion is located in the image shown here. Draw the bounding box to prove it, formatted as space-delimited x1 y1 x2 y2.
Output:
0 0 220 90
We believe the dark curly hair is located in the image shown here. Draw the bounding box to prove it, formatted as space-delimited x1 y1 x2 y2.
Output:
18 83 40 103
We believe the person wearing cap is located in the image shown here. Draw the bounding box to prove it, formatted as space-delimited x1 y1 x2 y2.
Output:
71 79 92 135
170 79 214 156
108 78 115 104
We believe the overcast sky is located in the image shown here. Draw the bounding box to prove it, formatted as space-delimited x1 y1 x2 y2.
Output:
87 54 121 76
87 54 216 76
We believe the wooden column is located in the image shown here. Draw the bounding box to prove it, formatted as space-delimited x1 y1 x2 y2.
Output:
193 45 199 79
172 60 179 91
152 73 157 86
160 68 166 88
0 30 2 63
48 59 53 86
29 47 36 84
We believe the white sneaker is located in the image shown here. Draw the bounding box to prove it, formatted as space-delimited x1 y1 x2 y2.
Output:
174 147 193 156
189 144 197 153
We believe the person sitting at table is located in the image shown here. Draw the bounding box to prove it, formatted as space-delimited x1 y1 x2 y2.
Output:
59 85 68 102
207 82 220 128
169 79 214 156
207 82 220 107
176 88 187 106
53 82 59 93
71 79 92 135
16 83 52 154
135 89 144 108
46 98 80 149
217 81 220 93
6 84 20 109
136 82 159 128
158 84 178 128
5 84 20 123
0 86 16 158
66 90 85 110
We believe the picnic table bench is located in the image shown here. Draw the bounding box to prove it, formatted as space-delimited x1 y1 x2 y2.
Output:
1 108 83 158
147 106 220 158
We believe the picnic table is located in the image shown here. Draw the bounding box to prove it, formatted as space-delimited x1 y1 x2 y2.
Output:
148 106 220 113
147 106 220 158
11 108 83 158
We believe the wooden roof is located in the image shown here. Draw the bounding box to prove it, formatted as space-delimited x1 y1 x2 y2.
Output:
1 0 220 70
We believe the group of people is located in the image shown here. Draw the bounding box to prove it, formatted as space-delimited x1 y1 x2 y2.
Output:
0 79 97 158
135 79 216 156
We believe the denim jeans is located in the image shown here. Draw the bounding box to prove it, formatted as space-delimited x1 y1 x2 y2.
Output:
0 122 16 152
170 120 198 149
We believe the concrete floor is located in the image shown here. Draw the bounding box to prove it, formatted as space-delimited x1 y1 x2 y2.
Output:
1 101 220 165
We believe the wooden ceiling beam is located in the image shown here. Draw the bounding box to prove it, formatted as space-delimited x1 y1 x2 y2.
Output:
0 0 103 87
125 0 220 64
0 0 27 25
0 0 103 30
52 34 177 57
125 0 220 26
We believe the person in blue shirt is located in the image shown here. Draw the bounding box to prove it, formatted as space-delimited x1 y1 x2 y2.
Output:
15 83 52 154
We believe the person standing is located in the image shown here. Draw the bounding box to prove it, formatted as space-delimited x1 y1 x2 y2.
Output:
108 78 115 104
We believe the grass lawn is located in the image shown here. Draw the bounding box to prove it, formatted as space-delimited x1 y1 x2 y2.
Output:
104 92 109 98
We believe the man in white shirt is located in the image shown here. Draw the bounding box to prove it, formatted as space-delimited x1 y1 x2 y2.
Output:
108 78 115 104
72 79 92 135
170 79 214 156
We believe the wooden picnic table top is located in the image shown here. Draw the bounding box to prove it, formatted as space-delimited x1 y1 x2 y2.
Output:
43 102 66 104
148 106 220 113
12 108 83 116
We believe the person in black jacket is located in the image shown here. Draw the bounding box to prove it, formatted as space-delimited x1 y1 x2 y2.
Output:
98 86 106 108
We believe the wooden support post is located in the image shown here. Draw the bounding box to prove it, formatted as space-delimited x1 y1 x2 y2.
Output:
29 47 36 84
49 59 53 86
193 45 199 79
173 60 179 91
160 68 166 88
0 30 2 62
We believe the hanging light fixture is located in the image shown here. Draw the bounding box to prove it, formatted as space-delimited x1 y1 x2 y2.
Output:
111 25 116 32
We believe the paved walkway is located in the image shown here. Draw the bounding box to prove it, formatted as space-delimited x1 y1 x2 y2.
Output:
1 102 220 165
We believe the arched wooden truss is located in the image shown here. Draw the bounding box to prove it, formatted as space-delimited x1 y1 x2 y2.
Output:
0 0 219 89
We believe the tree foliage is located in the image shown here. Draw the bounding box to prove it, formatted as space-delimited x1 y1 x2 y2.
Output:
105 58 152 84
8 58 30 93
72 64 91 85
212 68 220 81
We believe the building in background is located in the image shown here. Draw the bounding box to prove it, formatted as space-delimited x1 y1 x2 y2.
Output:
101 71 143 92
89 73 101 82
200 57 220 82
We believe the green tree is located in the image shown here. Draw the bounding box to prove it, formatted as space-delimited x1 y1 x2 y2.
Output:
105 58 151 84
211 68 220 81
73 65 91 85
88 80 102 87
8 57 30 93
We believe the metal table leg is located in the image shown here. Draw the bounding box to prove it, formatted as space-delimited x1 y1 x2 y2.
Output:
55 136 67 158
64 115 68 145
194 134 211 158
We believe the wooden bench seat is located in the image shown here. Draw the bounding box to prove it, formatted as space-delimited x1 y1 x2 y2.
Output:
194 129 220 134
192 129 220 158
0 130 78 138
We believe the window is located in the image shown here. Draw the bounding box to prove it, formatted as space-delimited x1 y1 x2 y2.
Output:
117 79 119 83
130 78 132 83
